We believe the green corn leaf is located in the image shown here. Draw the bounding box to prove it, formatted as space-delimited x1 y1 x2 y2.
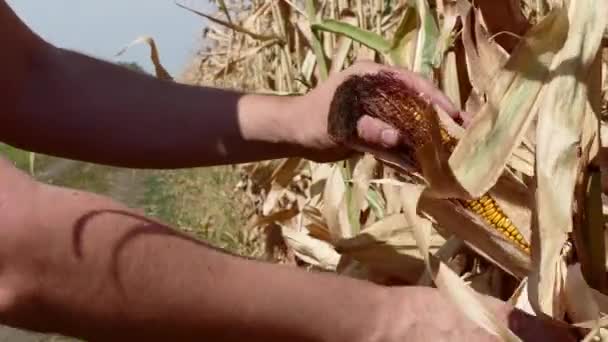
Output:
387 5 418 68
305 0 329 81
311 19 392 54
366 187 385 220
411 0 439 78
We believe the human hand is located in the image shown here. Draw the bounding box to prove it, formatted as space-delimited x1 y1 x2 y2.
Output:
373 286 576 342
286 60 465 162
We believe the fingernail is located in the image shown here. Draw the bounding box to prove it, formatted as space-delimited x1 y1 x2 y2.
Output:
381 129 399 147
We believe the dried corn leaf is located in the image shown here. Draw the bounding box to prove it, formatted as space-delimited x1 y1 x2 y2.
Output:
460 5 508 95
309 162 333 205
115 36 173 81
348 154 377 230
176 1 281 42
321 164 349 240
441 51 461 110
262 158 304 215
449 7 569 198
509 277 535 315
531 0 607 317
281 226 341 270
248 207 300 229
335 213 443 283
381 168 403 215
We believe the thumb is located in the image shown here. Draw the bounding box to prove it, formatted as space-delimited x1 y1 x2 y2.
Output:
356 115 402 148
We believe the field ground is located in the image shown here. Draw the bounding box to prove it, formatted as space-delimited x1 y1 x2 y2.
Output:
0 143 258 341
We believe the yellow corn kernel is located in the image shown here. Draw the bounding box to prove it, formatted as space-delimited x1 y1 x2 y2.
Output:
470 202 483 212
462 195 530 254
482 208 497 219
479 196 491 205
491 213 502 224
496 216 506 228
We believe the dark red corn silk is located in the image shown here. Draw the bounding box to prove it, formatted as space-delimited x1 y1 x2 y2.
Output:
328 70 453 154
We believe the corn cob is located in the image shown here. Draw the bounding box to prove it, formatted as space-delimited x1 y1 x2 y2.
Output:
328 71 531 253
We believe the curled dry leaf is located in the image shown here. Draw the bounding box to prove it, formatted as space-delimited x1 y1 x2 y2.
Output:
281 226 341 270
449 7 569 199
335 213 445 284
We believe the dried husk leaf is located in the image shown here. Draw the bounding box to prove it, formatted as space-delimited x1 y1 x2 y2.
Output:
530 0 607 317
321 164 350 240
449 7 569 198
335 213 444 284
262 158 304 215
281 226 341 270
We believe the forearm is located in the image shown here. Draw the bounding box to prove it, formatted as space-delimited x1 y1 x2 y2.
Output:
6 181 389 341
3 45 307 168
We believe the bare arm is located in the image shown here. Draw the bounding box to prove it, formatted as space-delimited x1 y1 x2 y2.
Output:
0 156 392 342
1 1 313 168
0 157 575 342
0 1 467 169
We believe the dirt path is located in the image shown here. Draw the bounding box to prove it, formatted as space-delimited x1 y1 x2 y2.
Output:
35 159 78 181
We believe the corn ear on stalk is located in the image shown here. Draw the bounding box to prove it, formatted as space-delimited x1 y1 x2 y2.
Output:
327 71 530 253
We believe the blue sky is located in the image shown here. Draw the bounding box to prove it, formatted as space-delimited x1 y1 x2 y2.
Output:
6 0 212 76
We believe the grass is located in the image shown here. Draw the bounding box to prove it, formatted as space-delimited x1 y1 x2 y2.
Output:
1 144 34 171
141 166 262 256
